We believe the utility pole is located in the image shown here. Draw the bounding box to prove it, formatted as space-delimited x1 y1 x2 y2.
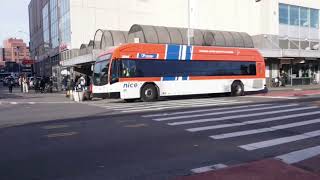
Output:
187 0 191 46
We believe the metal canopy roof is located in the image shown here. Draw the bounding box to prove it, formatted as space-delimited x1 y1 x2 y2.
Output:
128 24 254 48
93 29 128 50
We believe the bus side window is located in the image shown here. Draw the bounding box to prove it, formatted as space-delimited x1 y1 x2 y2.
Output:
111 60 120 84
121 60 136 77
121 61 130 77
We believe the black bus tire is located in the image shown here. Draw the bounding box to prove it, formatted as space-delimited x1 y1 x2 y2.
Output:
231 81 244 96
141 84 158 102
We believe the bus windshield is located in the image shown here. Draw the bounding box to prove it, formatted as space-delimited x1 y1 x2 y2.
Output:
93 54 111 86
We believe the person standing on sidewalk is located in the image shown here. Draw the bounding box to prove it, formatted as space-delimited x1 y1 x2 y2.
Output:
18 75 23 92
22 75 29 93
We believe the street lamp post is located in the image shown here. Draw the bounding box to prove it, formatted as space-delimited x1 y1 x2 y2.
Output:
16 46 21 75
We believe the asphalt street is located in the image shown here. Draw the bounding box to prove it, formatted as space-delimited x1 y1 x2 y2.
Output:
1 84 320 180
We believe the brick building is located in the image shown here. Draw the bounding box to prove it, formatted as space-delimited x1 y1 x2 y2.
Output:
2 38 31 63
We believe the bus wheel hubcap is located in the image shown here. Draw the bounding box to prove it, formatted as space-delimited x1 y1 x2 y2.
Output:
145 89 153 97
236 86 242 93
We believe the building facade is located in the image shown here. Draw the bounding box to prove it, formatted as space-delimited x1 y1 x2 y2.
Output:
0 48 4 68
28 0 320 86
2 38 31 63
1 38 32 73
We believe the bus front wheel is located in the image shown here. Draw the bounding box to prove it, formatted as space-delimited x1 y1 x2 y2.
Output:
141 84 158 102
231 81 244 96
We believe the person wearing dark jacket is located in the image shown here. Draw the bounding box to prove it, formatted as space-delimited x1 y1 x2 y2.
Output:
8 77 14 93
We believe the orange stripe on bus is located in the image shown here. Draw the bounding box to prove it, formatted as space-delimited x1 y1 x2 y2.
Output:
189 76 264 80
119 77 162 82
118 76 264 82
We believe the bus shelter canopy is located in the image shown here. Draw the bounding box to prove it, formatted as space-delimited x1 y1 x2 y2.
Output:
93 29 128 50
128 24 254 48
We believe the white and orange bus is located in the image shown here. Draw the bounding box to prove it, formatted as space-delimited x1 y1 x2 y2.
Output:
91 43 266 102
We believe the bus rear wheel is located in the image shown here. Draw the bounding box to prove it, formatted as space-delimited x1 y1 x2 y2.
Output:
141 84 158 102
231 81 244 96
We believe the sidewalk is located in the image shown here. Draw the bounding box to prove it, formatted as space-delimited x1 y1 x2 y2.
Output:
268 84 320 91
173 159 320 180
0 85 68 102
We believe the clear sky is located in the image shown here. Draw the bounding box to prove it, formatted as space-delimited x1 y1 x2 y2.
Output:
0 0 31 47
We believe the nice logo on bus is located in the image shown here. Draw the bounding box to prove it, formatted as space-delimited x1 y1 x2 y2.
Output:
123 83 138 89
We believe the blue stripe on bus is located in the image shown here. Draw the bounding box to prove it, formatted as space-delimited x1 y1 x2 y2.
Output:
163 45 192 81
186 46 192 61
162 77 176 81
166 45 181 60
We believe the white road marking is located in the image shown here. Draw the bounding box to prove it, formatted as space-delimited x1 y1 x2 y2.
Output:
191 164 228 173
239 130 320 151
142 104 270 118
96 98 234 108
42 124 69 130
211 116 320 139
121 101 250 113
192 108 320 131
46 132 78 138
156 104 297 122
176 105 301 129
110 99 240 110
246 96 298 99
113 100 235 111
0 101 74 105
275 145 320 164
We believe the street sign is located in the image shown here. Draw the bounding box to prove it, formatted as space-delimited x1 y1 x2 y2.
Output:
22 59 34 65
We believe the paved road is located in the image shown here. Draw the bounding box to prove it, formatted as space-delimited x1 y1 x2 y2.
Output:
1 84 320 180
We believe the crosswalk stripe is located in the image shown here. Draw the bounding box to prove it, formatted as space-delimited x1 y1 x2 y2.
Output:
211 116 320 140
109 99 239 110
191 164 228 173
96 98 234 109
246 96 298 100
156 104 297 122
170 105 300 127
239 130 320 151
121 101 250 113
185 106 312 131
112 100 234 110
191 108 320 131
142 104 270 118
275 145 320 164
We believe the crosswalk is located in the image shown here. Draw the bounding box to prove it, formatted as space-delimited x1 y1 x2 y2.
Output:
141 102 320 165
83 98 252 113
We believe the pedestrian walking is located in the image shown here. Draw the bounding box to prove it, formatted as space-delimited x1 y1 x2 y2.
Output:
22 75 29 93
18 75 23 92
8 76 14 93
40 76 46 93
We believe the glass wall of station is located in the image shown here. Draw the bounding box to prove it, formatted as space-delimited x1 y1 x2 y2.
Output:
266 58 320 86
